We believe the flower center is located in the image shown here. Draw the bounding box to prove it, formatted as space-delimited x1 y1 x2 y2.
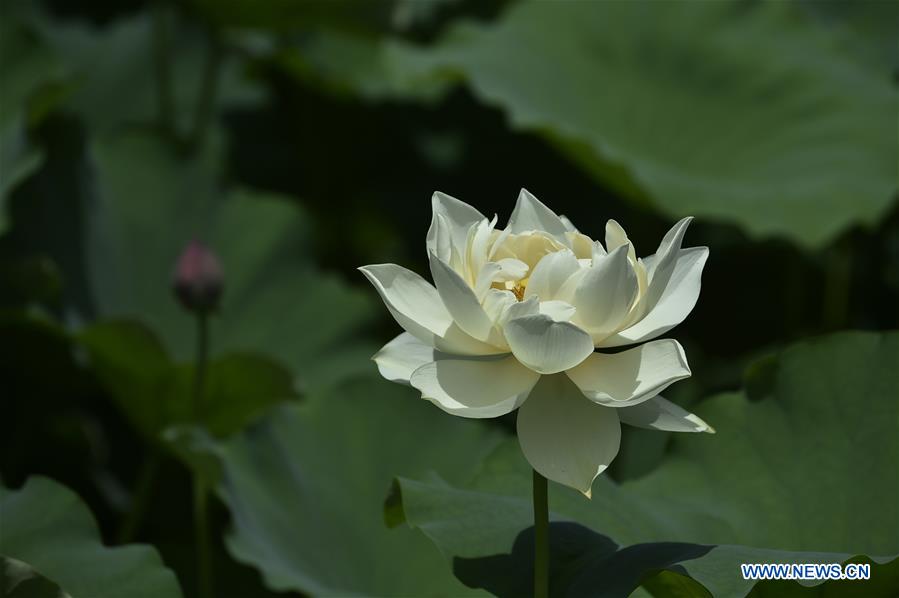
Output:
512 281 526 301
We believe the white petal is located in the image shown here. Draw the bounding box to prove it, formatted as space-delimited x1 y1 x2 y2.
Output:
617 395 714 433
572 244 638 336
605 220 636 263
493 258 529 282
559 214 577 232
483 289 518 323
427 192 485 263
473 263 502 299
467 216 496 277
517 373 621 496
525 249 580 302
644 217 693 308
435 323 505 356
538 300 576 322
429 252 496 343
501 296 539 325
504 314 594 374
410 354 540 419
359 264 501 356
488 225 513 261
373 333 436 384
429 212 455 268
508 189 569 237
565 231 595 259
565 339 691 407
359 264 452 342
600 247 708 347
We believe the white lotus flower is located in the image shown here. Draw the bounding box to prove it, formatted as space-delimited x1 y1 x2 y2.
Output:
360 190 712 496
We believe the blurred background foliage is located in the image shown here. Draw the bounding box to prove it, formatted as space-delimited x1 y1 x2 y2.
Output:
0 0 896 596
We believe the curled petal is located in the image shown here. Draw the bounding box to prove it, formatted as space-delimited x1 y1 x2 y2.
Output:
617 395 714 433
508 189 570 237
427 192 485 263
483 289 519 325
359 264 501 356
504 314 594 374
538 300 576 322
643 217 693 308
525 249 580 302
565 231 595 259
467 216 497 277
429 252 497 343
517 374 621 496
410 354 540 419
566 339 691 407
600 247 708 347
493 258 529 282
605 219 636 263
502 296 539 324
473 263 503 299
359 264 453 342
573 244 638 336
373 333 436 384
475 258 529 299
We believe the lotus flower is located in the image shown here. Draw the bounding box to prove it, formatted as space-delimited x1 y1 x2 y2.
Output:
360 191 712 495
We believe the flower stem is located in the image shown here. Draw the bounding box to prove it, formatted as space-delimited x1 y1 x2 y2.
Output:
192 313 209 423
533 469 549 598
117 449 161 543
192 312 212 598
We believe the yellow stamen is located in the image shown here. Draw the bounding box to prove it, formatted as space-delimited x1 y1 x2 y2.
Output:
512 282 526 301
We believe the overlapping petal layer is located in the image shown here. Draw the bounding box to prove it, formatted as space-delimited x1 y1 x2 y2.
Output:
410 354 540 419
504 314 595 374
566 339 691 407
372 333 436 384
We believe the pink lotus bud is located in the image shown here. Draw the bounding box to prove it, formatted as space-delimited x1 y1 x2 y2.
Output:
172 240 224 313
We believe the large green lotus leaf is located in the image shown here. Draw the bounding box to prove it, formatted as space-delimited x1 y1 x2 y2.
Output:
380 0 896 248
2 556 70 598
797 0 899 71
391 331 899 596
79 319 296 440
27 11 260 135
0 477 182 598
85 131 376 390
278 29 452 103
196 375 503 596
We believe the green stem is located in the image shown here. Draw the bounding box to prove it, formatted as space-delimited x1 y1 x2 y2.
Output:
192 312 212 598
117 449 162 543
533 469 549 598
192 313 209 423
189 27 223 152
152 1 175 137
